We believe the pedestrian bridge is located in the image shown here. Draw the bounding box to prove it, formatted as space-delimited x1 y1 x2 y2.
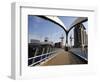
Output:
28 16 88 66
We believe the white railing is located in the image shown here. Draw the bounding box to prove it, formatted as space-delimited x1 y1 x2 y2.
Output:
28 50 57 66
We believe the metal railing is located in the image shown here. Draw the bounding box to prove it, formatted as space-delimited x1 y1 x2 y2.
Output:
28 47 57 66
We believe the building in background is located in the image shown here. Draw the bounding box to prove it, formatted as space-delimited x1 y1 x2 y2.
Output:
60 34 64 48
54 42 62 48
74 24 88 48
30 39 40 44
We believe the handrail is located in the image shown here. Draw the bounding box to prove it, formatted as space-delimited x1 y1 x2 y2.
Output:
29 51 57 66
28 51 56 60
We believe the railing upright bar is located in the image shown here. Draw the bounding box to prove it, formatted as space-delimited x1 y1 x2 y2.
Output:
32 48 38 64
41 48 45 60
28 48 58 66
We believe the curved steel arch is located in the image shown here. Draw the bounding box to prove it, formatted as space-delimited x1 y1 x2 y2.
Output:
67 17 88 33
42 16 88 33
39 16 68 50
39 16 88 51
39 16 67 32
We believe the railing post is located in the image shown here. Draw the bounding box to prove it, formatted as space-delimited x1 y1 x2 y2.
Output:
32 48 38 64
46 47 49 58
41 48 45 59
